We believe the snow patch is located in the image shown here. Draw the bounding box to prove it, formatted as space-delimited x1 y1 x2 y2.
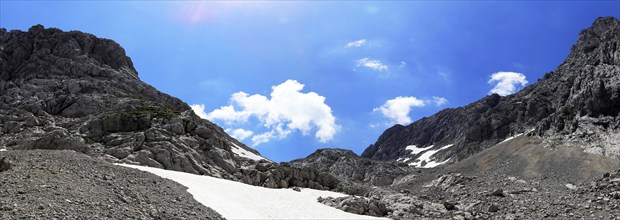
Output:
230 142 270 162
499 128 536 144
118 164 386 220
409 144 453 168
406 145 434 155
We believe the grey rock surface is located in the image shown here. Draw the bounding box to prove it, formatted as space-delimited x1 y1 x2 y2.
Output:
318 195 389 217
362 17 620 163
294 134 620 219
0 150 223 220
290 148 414 187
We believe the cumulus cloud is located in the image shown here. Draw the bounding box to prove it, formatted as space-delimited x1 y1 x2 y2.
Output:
207 105 252 124
190 104 209 119
357 58 388 72
251 131 275 146
488 72 528 96
432 96 448 107
346 39 367 48
226 128 254 141
374 96 426 125
196 80 339 146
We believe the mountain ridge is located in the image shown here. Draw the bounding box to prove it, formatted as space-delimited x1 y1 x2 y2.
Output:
361 16 620 165
0 24 343 191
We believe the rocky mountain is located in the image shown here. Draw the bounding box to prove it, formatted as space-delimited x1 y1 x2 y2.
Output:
362 16 620 165
0 25 339 191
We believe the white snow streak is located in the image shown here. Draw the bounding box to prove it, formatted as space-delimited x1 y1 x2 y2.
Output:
0 149 6 152
229 142 269 162
118 164 386 220
396 157 409 162
499 128 536 144
499 133 524 144
498 128 536 144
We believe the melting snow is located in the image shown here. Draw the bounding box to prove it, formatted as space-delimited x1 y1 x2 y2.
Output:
230 142 270 162
118 164 387 220
405 145 434 155
396 157 410 162
409 144 454 168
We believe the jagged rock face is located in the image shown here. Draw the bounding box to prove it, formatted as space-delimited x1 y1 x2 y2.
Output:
0 25 248 178
290 148 414 187
0 25 339 190
362 17 620 162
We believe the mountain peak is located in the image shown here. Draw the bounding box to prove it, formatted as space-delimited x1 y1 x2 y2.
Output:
1 25 138 80
566 16 620 66
589 16 619 35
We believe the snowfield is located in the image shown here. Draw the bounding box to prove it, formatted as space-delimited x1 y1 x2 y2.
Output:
119 164 387 220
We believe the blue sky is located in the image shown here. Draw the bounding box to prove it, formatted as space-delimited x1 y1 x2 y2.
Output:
2 1 618 162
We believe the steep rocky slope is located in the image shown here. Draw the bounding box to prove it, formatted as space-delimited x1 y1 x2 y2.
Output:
0 25 338 190
362 16 620 164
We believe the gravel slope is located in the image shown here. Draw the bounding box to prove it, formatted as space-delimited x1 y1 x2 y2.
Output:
0 150 223 220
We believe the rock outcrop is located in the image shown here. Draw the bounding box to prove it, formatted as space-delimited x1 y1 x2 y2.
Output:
0 25 339 190
362 16 620 163
318 195 389 217
291 148 414 187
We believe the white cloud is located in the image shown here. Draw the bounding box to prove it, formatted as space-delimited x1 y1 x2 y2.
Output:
488 71 528 96
345 39 367 48
251 131 275 146
374 96 426 125
356 58 388 72
200 80 339 146
432 96 448 107
206 105 252 124
226 128 254 141
191 104 209 119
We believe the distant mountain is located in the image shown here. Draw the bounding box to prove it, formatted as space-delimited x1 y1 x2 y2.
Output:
0 25 338 190
361 16 620 166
